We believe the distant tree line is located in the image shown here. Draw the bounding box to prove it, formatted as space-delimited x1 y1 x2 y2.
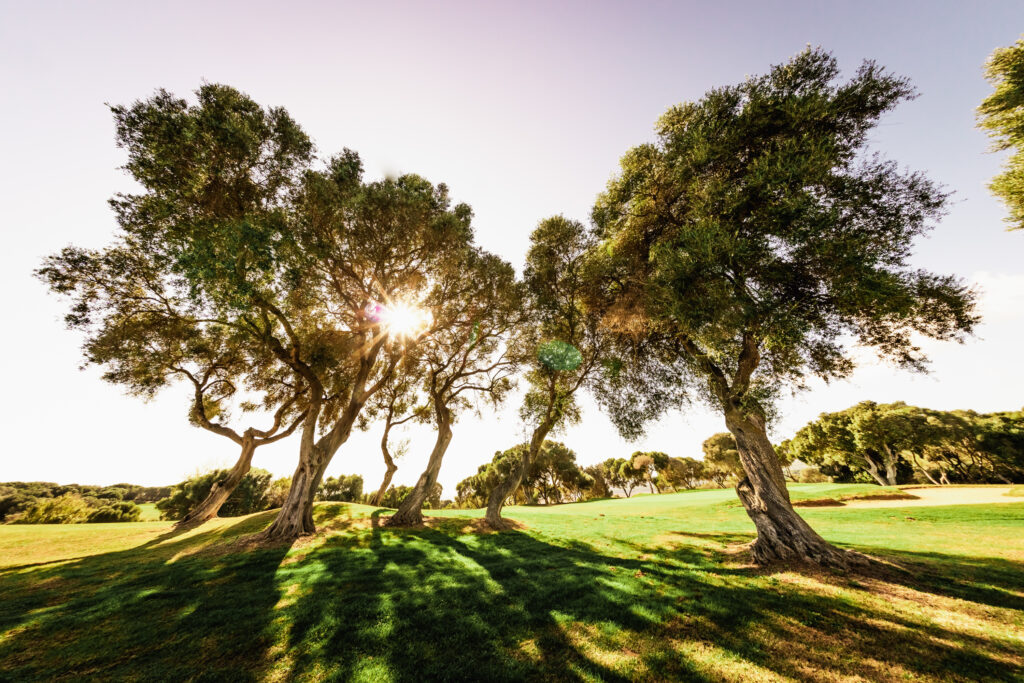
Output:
0 482 171 524
779 402 1024 486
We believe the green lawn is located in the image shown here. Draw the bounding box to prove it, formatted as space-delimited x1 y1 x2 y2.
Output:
136 502 162 521
1 485 1022 681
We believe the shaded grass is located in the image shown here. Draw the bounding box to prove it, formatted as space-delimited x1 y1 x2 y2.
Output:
1 487 1022 681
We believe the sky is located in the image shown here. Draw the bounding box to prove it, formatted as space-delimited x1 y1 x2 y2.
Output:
1 0 1022 497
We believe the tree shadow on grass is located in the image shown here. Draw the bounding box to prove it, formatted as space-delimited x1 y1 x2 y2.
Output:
274 518 1022 682
0 513 293 681
1 511 1021 682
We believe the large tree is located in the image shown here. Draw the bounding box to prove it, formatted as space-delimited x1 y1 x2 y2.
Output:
385 250 524 526
979 35 1024 230
484 217 606 527
36 246 308 526
589 49 977 566
41 84 476 541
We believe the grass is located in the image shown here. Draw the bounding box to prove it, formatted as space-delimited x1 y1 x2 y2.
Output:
136 502 162 521
0 485 1022 681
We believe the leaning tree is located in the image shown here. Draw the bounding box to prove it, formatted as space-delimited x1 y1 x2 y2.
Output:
484 217 607 527
385 249 524 526
588 48 977 566
36 244 308 526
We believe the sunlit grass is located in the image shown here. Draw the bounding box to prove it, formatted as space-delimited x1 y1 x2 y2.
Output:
1 485 1022 681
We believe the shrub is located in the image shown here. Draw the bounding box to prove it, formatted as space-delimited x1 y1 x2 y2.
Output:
86 501 142 523
14 494 93 524
156 468 274 520
797 467 830 483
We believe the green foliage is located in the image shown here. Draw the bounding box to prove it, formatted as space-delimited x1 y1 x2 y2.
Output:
589 48 977 440
702 433 743 487
660 457 707 490
377 485 415 509
156 469 274 520
457 441 592 507
14 494 93 524
316 475 364 503
85 501 142 523
979 35 1024 230
785 402 1024 485
1 483 161 524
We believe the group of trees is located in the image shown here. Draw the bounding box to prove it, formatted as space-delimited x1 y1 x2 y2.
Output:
780 402 1024 486
0 481 170 524
39 48 983 567
156 469 367 521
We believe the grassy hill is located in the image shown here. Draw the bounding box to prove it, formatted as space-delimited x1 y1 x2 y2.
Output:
1 484 1022 681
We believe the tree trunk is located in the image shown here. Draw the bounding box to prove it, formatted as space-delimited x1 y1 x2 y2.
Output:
881 445 899 486
911 454 941 485
372 421 400 506
860 454 890 487
484 421 552 527
373 464 398 507
386 417 453 526
726 408 864 568
260 441 324 541
177 438 257 527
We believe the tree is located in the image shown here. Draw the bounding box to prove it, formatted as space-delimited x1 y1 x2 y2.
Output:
41 84 477 541
528 441 586 504
385 250 524 526
157 468 274 520
979 35 1024 230
786 402 927 486
367 371 426 506
36 246 309 527
485 217 607 527
630 451 669 493
316 474 363 502
702 433 743 488
583 465 611 499
661 457 706 490
588 49 977 566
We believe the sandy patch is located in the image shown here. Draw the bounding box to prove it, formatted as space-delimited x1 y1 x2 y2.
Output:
840 486 1020 509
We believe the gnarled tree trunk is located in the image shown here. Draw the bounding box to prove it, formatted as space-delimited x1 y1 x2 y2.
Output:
177 437 257 527
386 412 453 527
484 420 552 528
372 417 400 506
726 408 865 568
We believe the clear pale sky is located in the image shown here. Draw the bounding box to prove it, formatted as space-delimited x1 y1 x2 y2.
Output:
1 1 1022 497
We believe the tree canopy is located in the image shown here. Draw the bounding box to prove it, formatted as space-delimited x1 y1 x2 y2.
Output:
979 35 1024 230
587 48 978 566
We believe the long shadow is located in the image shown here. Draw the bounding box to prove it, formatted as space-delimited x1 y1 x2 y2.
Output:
274 521 1022 682
0 514 292 681
2 511 1022 681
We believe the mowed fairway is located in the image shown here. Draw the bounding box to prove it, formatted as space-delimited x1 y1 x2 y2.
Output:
1 485 1022 682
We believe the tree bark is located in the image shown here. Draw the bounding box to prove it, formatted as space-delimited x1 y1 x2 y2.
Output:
372 425 400 507
726 408 864 568
176 437 257 527
859 454 890 487
259 338 388 542
881 445 899 486
386 413 453 527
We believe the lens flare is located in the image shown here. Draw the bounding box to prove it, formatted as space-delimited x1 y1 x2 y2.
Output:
378 300 432 338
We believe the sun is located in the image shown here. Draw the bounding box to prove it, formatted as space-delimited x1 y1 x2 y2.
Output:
378 300 432 338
